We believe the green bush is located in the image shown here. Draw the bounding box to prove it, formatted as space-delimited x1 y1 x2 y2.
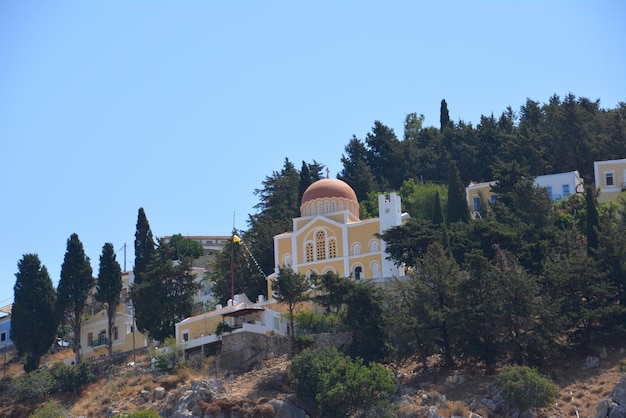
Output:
294 310 346 334
29 400 67 418
49 361 94 392
151 337 184 370
290 347 395 417
10 369 56 400
294 335 314 351
114 410 160 418
497 365 559 411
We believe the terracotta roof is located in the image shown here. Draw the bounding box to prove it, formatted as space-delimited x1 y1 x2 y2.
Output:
301 178 358 204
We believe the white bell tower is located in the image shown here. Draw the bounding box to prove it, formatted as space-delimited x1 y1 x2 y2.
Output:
378 192 403 278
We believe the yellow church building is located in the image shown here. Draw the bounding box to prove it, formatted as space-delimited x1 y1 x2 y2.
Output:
268 178 408 291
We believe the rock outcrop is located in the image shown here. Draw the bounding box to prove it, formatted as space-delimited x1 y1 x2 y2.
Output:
159 378 307 418
595 375 626 418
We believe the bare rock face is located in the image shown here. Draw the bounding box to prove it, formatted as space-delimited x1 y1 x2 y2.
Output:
595 375 626 418
159 378 307 418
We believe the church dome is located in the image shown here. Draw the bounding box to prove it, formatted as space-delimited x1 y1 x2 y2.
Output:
301 178 358 205
300 178 359 219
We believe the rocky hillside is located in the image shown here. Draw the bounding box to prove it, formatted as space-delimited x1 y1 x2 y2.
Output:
1 345 625 417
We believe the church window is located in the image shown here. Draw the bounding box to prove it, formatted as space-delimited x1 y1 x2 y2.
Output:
325 202 329 213
331 201 336 212
306 242 314 262
316 231 326 260
329 239 337 258
283 255 291 267
370 240 378 252
354 266 363 280
317 202 322 214
338 201 344 210
353 243 361 256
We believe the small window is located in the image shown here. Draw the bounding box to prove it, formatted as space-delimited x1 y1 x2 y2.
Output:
546 186 552 199
183 332 189 342
562 184 570 197
473 196 480 211
306 242 314 262
329 239 337 258
354 266 363 281
87 333 93 346
0 332 5 342
354 244 361 256
370 241 378 252
490 195 497 203
372 263 380 279
324 202 329 213
606 172 615 186
113 326 119 340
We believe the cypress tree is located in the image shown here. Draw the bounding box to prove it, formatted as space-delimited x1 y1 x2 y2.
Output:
585 187 599 256
134 207 156 285
57 233 94 365
12 254 57 371
95 243 122 357
446 161 470 224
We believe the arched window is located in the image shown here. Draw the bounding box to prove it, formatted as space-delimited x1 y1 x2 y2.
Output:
371 263 380 279
354 266 363 281
329 239 337 258
324 201 329 213
317 202 322 214
353 243 361 256
338 201 344 211
316 230 326 260
283 255 291 267
369 240 378 252
306 242 314 262
331 201 336 212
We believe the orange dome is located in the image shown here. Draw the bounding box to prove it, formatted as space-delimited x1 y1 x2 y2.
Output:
301 178 358 205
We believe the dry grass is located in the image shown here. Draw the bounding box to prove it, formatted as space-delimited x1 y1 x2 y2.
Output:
1 343 625 417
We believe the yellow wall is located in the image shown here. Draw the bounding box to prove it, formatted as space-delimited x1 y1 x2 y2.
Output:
596 160 626 203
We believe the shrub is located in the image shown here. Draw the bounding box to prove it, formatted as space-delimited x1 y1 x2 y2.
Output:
294 335 314 351
49 361 94 392
10 369 55 400
497 365 559 411
150 337 183 371
290 347 395 418
30 400 67 418
294 310 345 334
114 410 160 418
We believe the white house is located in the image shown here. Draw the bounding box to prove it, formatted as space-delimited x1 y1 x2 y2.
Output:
535 170 584 201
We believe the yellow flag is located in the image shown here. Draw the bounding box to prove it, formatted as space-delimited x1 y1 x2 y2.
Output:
233 234 241 244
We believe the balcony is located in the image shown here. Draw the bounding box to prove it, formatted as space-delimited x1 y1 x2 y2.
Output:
90 337 109 347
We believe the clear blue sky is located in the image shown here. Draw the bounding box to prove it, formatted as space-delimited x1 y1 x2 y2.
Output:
1 1 624 306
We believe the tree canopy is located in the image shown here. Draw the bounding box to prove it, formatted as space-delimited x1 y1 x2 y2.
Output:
57 233 94 365
12 254 57 371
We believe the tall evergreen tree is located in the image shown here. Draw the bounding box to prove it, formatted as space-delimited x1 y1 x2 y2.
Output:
338 136 378 201
134 207 156 285
446 160 470 223
440 99 451 131
95 243 122 357
298 160 325 203
57 233 94 365
133 240 199 341
584 187 599 256
12 254 57 371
